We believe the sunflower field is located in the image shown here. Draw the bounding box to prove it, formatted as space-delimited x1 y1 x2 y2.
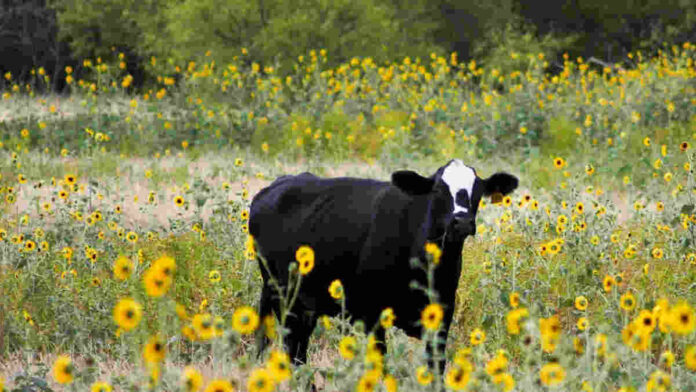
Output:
2 43 696 392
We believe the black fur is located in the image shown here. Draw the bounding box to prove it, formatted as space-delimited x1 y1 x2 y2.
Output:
249 162 518 373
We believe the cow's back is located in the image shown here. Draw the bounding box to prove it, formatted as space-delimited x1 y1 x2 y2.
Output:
249 173 387 286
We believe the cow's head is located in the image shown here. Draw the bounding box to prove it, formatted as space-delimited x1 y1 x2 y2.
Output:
391 159 518 240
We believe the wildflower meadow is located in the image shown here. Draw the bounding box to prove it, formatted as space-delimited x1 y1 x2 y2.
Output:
2 44 696 392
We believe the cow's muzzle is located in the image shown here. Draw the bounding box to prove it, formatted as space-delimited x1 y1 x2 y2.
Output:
452 214 476 236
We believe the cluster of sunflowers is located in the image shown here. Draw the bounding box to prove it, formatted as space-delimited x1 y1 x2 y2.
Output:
3 42 696 391
1 41 696 165
1 152 696 390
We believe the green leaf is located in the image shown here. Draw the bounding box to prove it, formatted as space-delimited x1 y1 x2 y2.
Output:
499 290 509 306
482 314 494 329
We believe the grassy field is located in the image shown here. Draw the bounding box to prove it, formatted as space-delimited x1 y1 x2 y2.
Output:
2 46 696 391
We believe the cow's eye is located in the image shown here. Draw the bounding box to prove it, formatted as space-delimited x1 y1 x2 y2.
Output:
456 189 469 207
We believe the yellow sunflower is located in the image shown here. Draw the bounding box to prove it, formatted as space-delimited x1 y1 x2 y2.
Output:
267 350 291 382
113 298 143 331
142 335 166 364
424 242 442 264
380 307 396 329
339 336 357 360
668 302 695 335
577 317 589 331
383 374 398 392
64 174 77 186
685 345 696 371
539 363 565 387
328 279 343 300
90 381 113 392
52 355 74 384
356 371 379 392
421 303 443 331
263 315 277 339
446 363 471 390
181 366 203 392
636 310 656 333
113 255 134 280
602 275 615 293
231 306 259 335
204 380 234 392
192 313 215 341
485 352 508 376
143 266 172 297
295 245 315 275
470 327 486 345
247 368 274 392
208 270 221 283
506 308 528 335
509 292 520 308
416 366 433 386
660 350 675 368
620 292 636 311
646 370 670 392
493 373 514 392
126 231 138 243
153 255 177 277
575 296 588 311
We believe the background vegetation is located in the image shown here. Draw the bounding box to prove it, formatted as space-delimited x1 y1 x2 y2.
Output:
2 1 696 391
3 0 696 88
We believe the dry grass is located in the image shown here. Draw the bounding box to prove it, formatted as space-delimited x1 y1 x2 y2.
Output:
0 336 361 390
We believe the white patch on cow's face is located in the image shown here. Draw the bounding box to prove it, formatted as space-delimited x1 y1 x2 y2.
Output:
441 160 476 213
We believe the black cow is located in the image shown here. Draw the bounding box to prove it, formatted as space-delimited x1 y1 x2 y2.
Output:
249 159 518 372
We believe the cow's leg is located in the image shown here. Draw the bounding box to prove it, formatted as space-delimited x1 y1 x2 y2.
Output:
255 283 275 357
372 326 387 356
425 330 447 376
285 310 315 365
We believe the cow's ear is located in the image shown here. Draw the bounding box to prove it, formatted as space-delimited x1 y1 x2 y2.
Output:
483 172 518 197
391 170 434 195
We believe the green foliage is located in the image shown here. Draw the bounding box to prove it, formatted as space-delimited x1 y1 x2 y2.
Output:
541 116 581 157
474 21 576 74
49 0 165 58
52 0 443 72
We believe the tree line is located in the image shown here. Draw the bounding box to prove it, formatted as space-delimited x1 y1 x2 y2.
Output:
1 0 695 89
